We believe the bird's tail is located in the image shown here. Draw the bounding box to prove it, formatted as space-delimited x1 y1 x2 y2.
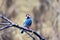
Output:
21 29 25 34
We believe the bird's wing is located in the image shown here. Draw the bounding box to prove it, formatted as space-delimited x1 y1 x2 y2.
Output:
23 19 32 27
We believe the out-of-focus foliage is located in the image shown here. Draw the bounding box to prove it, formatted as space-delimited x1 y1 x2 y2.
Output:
0 0 60 40
0 0 38 40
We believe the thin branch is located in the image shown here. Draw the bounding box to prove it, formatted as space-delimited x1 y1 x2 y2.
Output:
0 14 12 24
0 24 12 31
0 14 45 40
25 31 35 40
12 24 45 40
0 24 44 40
0 23 10 25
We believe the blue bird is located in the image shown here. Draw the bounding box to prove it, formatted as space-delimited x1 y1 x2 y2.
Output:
21 14 32 34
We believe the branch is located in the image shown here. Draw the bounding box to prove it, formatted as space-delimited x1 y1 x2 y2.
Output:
12 24 45 40
0 24 45 40
0 24 12 31
0 14 45 40
25 31 35 40
0 14 12 24
0 23 10 25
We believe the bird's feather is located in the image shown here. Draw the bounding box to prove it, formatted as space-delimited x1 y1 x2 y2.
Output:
23 18 32 27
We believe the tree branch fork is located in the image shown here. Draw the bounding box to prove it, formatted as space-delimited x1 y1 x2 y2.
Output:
0 14 45 40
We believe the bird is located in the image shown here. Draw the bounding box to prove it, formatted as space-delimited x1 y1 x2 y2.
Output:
21 14 32 34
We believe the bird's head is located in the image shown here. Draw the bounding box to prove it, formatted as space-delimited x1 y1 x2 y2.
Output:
26 14 30 19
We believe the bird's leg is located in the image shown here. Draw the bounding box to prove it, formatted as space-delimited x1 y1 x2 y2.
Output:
27 27 34 35
27 27 32 30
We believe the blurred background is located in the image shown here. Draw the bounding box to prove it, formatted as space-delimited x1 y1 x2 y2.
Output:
0 0 60 40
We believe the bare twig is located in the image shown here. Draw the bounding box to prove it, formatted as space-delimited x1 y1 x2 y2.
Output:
0 23 10 25
0 14 45 40
0 24 12 31
25 31 35 40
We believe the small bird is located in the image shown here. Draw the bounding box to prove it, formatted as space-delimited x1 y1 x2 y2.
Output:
21 14 32 34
